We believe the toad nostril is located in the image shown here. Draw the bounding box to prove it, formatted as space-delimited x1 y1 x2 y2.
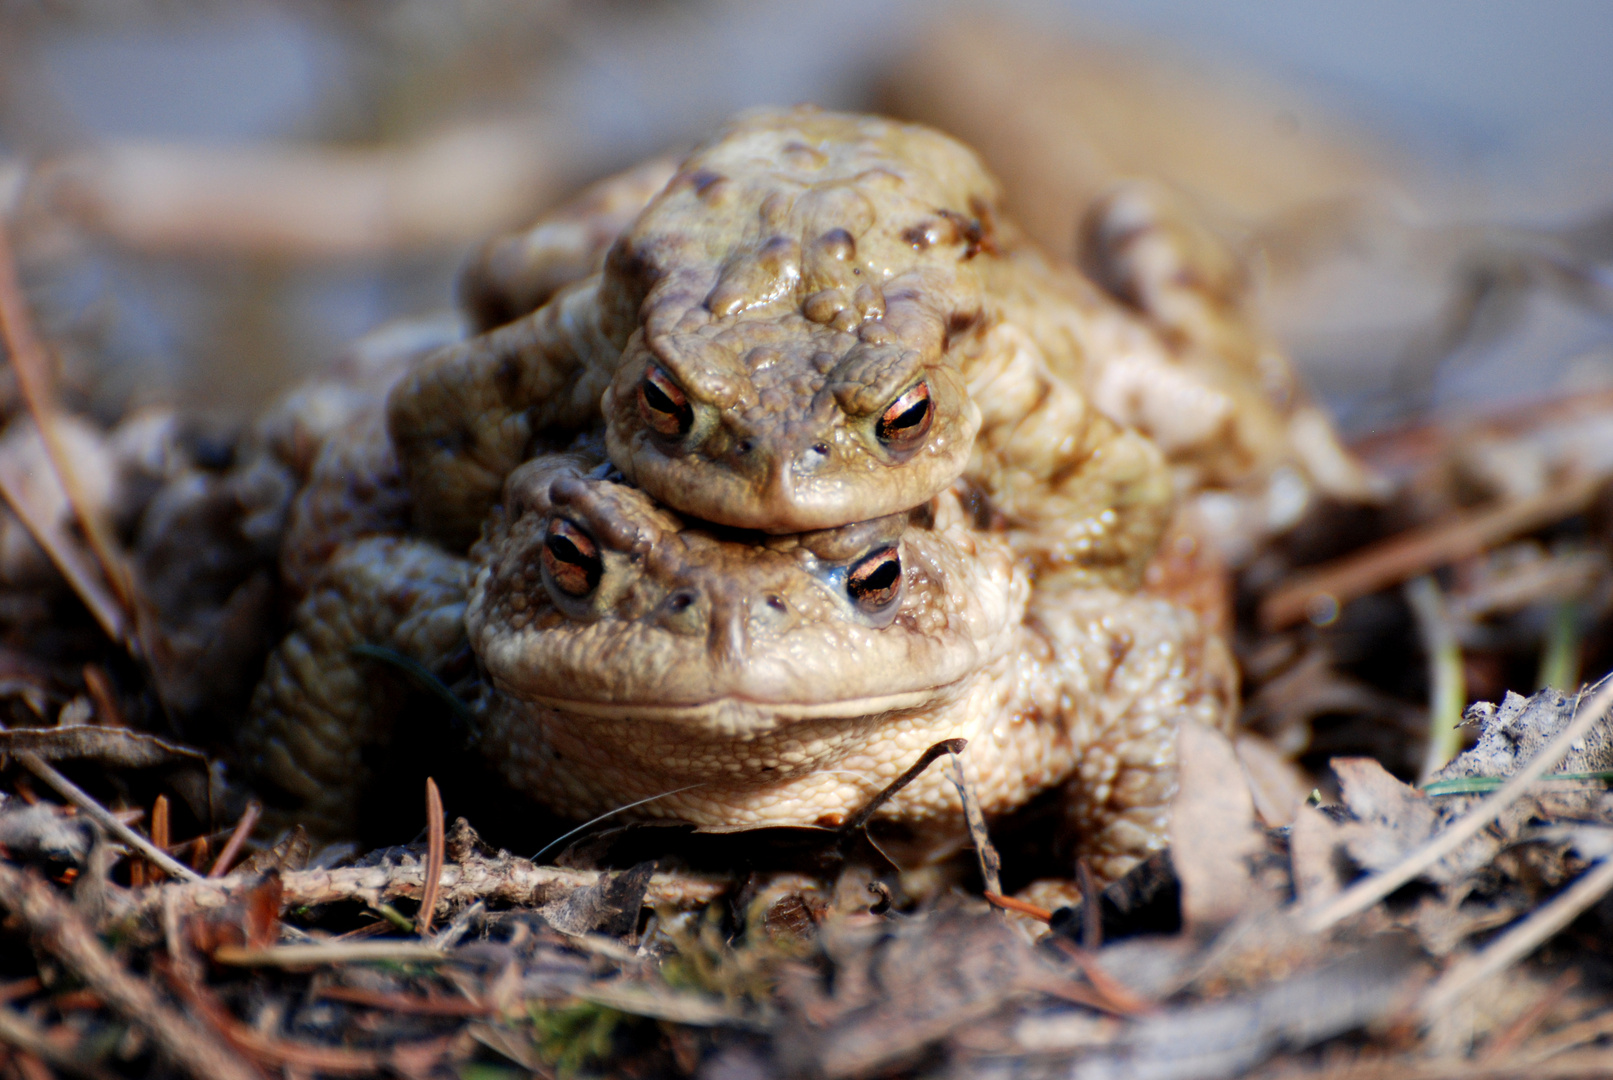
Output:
735 439 755 456
795 442 832 474
667 591 696 614
766 595 787 613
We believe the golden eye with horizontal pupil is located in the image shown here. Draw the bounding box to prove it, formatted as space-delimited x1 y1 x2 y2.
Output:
847 546 902 610
637 364 694 438
875 382 932 449
541 519 602 597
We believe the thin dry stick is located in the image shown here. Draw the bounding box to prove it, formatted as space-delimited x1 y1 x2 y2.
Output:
982 892 1051 921
841 738 966 834
163 967 407 1075
1480 968 1579 1062
0 218 134 636
1260 471 1602 631
190 836 210 873
0 459 127 645
141 851 730 924
1304 678 1613 932
80 664 125 727
149 795 170 885
946 751 1003 897
1077 858 1102 950
419 777 445 936
13 748 200 882
316 985 494 1017
212 942 448 967
1510 1005 1613 1066
207 802 261 878
1421 855 1613 1018
0 861 260 1080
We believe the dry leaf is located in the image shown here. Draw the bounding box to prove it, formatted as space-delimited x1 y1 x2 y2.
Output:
1331 757 1439 872
1169 720 1268 928
1234 732 1311 827
538 860 656 937
0 726 206 769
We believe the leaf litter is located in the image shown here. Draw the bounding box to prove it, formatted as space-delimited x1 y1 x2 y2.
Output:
3 33 1613 1080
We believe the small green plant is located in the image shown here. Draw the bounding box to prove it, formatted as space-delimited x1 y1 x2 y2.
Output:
527 1001 634 1077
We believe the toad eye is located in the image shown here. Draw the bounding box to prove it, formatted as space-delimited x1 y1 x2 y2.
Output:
541 518 602 598
875 382 932 449
637 364 694 438
846 546 902 611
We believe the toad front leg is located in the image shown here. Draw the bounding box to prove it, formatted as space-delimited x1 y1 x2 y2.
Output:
965 318 1176 591
239 536 470 836
1038 586 1238 883
387 277 619 549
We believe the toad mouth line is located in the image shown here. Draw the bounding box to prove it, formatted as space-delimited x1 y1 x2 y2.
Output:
523 688 946 724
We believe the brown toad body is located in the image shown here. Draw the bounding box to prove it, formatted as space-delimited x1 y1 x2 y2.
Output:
393 107 1202 593
393 106 1366 591
242 442 1234 880
226 107 1358 879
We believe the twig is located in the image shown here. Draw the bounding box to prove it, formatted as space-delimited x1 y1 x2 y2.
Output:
0 453 128 646
419 778 444 935
207 802 260 878
1480 968 1579 1062
1260 471 1602 631
140 852 730 925
80 665 125 728
146 795 170 886
1420 856 1613 1018
0 217 134 641
1045 937 1157 1015
982 892 1052 921
212 942 448 967
947 750 1003 897
1077 858 1102 950
316 985 494 1016
841 738 967 834
371 902 415 933
1508 1005 1613 1066
55 131 556 257
1304 677 1613 932
13 747 201 882
0 977 41 1003
0 861 259 1080
163 966 455 1074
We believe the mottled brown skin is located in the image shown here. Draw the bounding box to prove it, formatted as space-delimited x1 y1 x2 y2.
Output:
470 450 1235 880
233 110 1344 872
239 531 470 835
387 107 1180 595
459 155 680 334
241 434 1232 877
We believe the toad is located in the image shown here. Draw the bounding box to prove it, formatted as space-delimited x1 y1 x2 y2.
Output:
390 107 1173 593
219 107 1348 879
240 440 1234 880
392 106 1368 589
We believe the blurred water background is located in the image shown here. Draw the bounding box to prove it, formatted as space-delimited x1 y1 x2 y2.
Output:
2 0 1610 435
